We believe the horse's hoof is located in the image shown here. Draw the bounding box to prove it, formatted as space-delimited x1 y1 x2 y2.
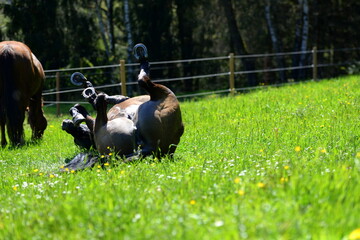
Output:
70 72 87 86
133 43 148 61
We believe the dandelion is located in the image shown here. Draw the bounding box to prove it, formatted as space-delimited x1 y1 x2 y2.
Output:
321 148 327 153
189 200 196 205
280 177 288 183
257 182 265 188
12 185 18 191
100 155 105 158
284 165 290 170
295 146 301 152
237 190 245 196
49 125 54 128
120 170 125 175
96 169 101 173
38 172 44 176
349 228 360 240
107 169 112 173
60 165 64 169
70 170 75 173
49 174 55 178
97 165 101 169
104 162 110 166
234 177 241 184
65 168 69 172
33 169 39 173
108 152 113 156
259 149 264 153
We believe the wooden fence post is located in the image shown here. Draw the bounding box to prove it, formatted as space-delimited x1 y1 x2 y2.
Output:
312 46 318 81
120 60 127 96
56 72 60 116
229 53 235 95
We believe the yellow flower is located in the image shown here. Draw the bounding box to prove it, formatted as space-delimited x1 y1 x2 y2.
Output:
33 169 39 173
97 165 101 169
108 153 113 156
70 170 75 173
65 168 69 172
321 149 327 153
12 186 18 191
257 182 265 188
237 190 245 196
349 228 360 240
100 155 105 158
120 170 125 175
234 177 241 184
295 146 301 152
60 165 64 169
107 169 112 173
189 200 196 205
284 165 290 170
96 169 101 173
280 177 288 183
38 172 44 176
49 174 55 178
259 149 264 153
356 152 360 158
104 162 110 166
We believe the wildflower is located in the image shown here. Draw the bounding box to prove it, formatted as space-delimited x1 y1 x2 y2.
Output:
356 152 360 158
97 165 101 169
38 172 44 176
214 220 224 227
60 165 64 169
237 190 245 196
280 177 288 183
65 168 69 172
284 165 290 170
49 125 54 128
12 185 18 191
257 182 265 188
295 146 301 152
49 174 55 178
189 200 196 205
108 152 113 156
259 149 264 153
321 149 327 153
120 170 125 175
107 169 112 173
349 228 360 240
96 169 101 173
70 170 75 174
104 162 110 166
33 169 39 173
100 155 105 158
234 177 241 184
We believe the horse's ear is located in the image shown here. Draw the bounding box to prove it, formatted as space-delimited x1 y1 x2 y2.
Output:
71 72 87 86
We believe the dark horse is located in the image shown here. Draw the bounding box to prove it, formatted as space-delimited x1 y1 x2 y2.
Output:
0 41 47 146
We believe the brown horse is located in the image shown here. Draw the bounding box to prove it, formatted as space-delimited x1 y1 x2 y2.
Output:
0 41 47 146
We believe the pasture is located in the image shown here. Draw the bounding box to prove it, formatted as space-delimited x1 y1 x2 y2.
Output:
0 75 359 239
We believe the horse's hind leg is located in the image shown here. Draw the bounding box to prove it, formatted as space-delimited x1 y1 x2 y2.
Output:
0 119 6 147
28 90 47 140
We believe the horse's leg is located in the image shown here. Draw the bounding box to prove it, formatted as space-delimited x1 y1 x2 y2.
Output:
28 89 47 140
70 104 95 131
0 118 6 147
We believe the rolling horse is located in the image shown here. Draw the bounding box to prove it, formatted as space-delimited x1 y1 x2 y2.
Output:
62 43 184 169
0 41 47 146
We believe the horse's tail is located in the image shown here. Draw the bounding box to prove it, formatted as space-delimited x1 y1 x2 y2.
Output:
0 47 24 145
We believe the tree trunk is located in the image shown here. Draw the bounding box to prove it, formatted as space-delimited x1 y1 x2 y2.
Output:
298 0 309 79
264 0 286 83
219 0 257 86
292 0 303 80
106 0 114 56
96 0 110 60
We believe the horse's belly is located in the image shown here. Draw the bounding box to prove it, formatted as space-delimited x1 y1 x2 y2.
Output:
95 118 136 155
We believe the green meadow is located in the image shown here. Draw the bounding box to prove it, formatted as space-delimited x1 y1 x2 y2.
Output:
0 75 359 239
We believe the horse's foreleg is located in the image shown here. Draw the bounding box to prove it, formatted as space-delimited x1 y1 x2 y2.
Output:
28 91 47 140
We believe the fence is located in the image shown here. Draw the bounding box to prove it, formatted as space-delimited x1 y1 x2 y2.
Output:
43 47 359 115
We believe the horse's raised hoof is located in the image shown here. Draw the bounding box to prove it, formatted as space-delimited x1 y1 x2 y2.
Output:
69 106 85 126
70 72 87 86
133 43 148 61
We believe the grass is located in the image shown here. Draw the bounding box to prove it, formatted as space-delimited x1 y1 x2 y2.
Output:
0 75 359 239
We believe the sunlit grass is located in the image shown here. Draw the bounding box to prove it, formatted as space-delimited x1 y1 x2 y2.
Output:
0 75 359 239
